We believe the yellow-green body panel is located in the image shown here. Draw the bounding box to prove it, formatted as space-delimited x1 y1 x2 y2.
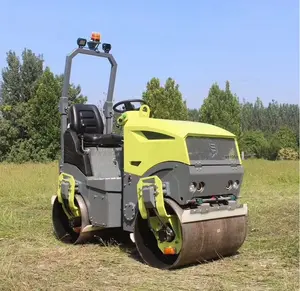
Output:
120 106 240 176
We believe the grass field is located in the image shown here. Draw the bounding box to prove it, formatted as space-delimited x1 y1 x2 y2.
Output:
0 160 299 291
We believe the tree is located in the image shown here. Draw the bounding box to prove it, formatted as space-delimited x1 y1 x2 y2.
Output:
26 69 88 161
279 104 299 145
142 77 188 120
265 100 281 134
0 47 299 163
187 108 200 121
272 126 298 150
0 48 87 162
55 74 87 105
199 81 241 136
0 49 43 106
240 100 254 132
0 118 19 161
0 49 44 160
239 130 269 159
27 68 62 160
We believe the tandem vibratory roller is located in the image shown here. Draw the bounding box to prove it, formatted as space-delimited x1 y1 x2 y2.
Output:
51 31 248 270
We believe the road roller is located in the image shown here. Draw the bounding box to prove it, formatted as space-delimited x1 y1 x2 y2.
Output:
51 32 248 270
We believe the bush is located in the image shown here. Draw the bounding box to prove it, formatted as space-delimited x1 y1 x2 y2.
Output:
277 148 299 160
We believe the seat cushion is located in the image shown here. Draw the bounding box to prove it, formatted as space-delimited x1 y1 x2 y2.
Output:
83 133 123 146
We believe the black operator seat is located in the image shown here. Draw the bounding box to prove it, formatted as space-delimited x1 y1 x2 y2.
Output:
68 104 123 147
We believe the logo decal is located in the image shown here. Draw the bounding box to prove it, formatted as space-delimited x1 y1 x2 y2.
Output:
209 142 218 158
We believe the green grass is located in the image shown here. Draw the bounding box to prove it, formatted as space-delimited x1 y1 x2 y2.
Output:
0 160 299 291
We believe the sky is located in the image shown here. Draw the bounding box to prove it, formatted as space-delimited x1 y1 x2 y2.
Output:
0 0 298 109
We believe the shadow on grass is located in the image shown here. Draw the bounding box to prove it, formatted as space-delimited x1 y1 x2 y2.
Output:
81 228 243 270
90 228 145 264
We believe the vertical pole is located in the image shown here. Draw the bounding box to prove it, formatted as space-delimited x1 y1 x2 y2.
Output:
241 151 245 160
104 60 117 134
59 55 72 170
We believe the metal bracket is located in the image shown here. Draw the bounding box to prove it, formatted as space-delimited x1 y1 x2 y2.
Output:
59 96 68 114
136 176 183 255
142 185 156 209
57 172 80 218
137 176 170 220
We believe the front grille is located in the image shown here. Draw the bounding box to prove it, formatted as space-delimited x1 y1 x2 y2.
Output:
186 136 240 165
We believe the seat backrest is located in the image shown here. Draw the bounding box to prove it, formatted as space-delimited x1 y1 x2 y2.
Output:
68 104 104 135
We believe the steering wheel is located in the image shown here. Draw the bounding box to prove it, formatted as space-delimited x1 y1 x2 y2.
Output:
112 99 147 113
